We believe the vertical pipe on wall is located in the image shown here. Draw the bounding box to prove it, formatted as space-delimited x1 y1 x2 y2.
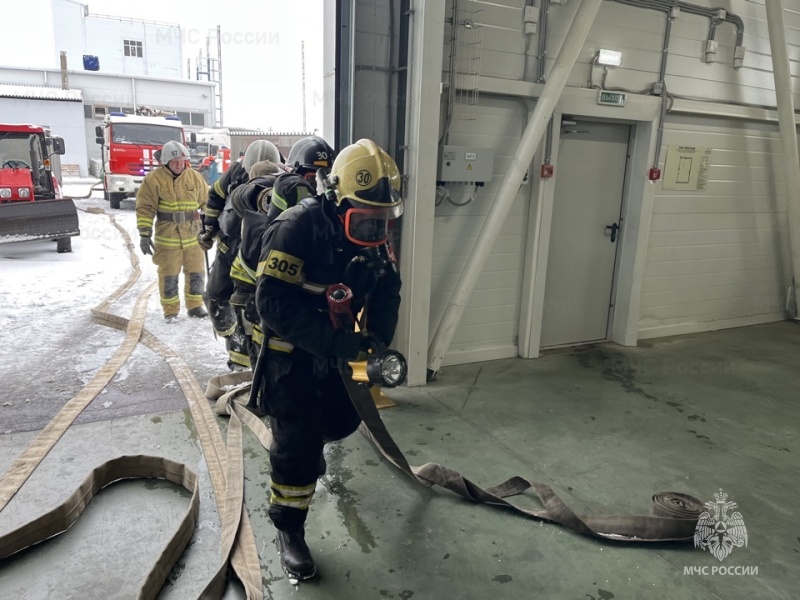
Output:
387 0 396 154
216 25 223 127
536 0 554 166
393 0 411 170
439 0 460 145
334 0 356 149
59 52 69 90
765 0 800 316
657 7 672 84
323 0 337 143
536 0 549 83
427 0 604 376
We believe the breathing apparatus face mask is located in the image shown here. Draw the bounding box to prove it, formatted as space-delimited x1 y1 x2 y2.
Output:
298 168 319 186
319 170 403 247
342 204 401 246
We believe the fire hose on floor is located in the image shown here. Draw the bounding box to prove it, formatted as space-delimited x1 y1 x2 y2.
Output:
210 282 705 542
0 207 705 599
63 180 105 200
0 208 262 597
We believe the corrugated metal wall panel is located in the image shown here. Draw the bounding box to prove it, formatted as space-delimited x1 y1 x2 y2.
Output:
647 226 787 247
352 69 390 145
352 1 393 149
638 114 792 336
429 92 531 354
544 0 800 105
348 0 800 364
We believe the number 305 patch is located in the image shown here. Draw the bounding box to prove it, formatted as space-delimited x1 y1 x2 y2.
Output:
258 250 303 284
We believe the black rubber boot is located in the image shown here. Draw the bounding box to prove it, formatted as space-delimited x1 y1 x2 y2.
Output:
187 306 208 318
276 528 316 580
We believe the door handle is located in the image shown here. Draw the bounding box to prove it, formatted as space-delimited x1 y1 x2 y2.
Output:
605 222 620 243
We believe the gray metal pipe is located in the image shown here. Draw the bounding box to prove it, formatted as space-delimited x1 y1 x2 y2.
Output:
440 0 460 145
611 0 745 66
536 0 549 83
765 0 800 316
427 0 604 375
537 0 554 165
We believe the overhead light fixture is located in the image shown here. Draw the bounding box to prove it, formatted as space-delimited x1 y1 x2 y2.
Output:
597 49 622 67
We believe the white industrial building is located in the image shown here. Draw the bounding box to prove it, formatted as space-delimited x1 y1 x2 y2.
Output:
0 0 215 176
325 0 800 383
50 0 183 80
0 84 87 176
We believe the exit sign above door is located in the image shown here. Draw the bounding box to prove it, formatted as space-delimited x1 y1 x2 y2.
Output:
597 91 626 106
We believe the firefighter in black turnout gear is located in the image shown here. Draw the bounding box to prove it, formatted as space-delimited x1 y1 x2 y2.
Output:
255 139 402 580
198 140 281 369
230 172 317 366
230 136 336 367
285 135 335 183
227 162 286 365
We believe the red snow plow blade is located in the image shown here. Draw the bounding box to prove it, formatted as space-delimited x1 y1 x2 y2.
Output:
0 199 80 245
0 123 79 251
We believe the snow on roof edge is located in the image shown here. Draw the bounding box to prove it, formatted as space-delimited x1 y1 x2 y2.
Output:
0 84 83 102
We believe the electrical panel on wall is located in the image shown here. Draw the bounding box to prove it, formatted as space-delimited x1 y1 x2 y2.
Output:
437 146 494 184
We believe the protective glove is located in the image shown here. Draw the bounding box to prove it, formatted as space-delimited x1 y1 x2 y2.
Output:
330 330 381 361
140 236 155 256
244 295 259 325
197 227 216 251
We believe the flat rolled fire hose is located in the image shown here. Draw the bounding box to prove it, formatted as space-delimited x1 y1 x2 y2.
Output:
0 456 201 600
339 375 703 542
206 368 702 543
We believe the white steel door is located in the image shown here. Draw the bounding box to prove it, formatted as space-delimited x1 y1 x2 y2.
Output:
540 120 630 348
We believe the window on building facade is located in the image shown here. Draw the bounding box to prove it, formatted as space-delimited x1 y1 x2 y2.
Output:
123 39 143 58
93 106 107 119
176 112 191 125
84 105 93 119
191 113 205 126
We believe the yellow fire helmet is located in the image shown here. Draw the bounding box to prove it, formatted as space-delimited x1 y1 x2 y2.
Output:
324 139 403 247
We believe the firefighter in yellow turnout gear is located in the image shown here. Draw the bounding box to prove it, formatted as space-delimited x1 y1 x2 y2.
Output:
136 141 209 321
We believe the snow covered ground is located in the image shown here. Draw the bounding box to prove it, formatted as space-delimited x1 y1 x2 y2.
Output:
0 179 246 598
0 178 230 433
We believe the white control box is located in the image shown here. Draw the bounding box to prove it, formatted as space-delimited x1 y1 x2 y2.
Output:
437 146 495 183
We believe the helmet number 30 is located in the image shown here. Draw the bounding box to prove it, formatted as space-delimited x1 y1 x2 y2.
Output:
355 170 372 186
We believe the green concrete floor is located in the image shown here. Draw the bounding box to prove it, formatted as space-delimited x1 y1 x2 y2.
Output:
1 322 798 599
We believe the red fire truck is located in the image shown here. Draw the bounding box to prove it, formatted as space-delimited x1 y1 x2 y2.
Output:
0 123 79 252
95 113 186 209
